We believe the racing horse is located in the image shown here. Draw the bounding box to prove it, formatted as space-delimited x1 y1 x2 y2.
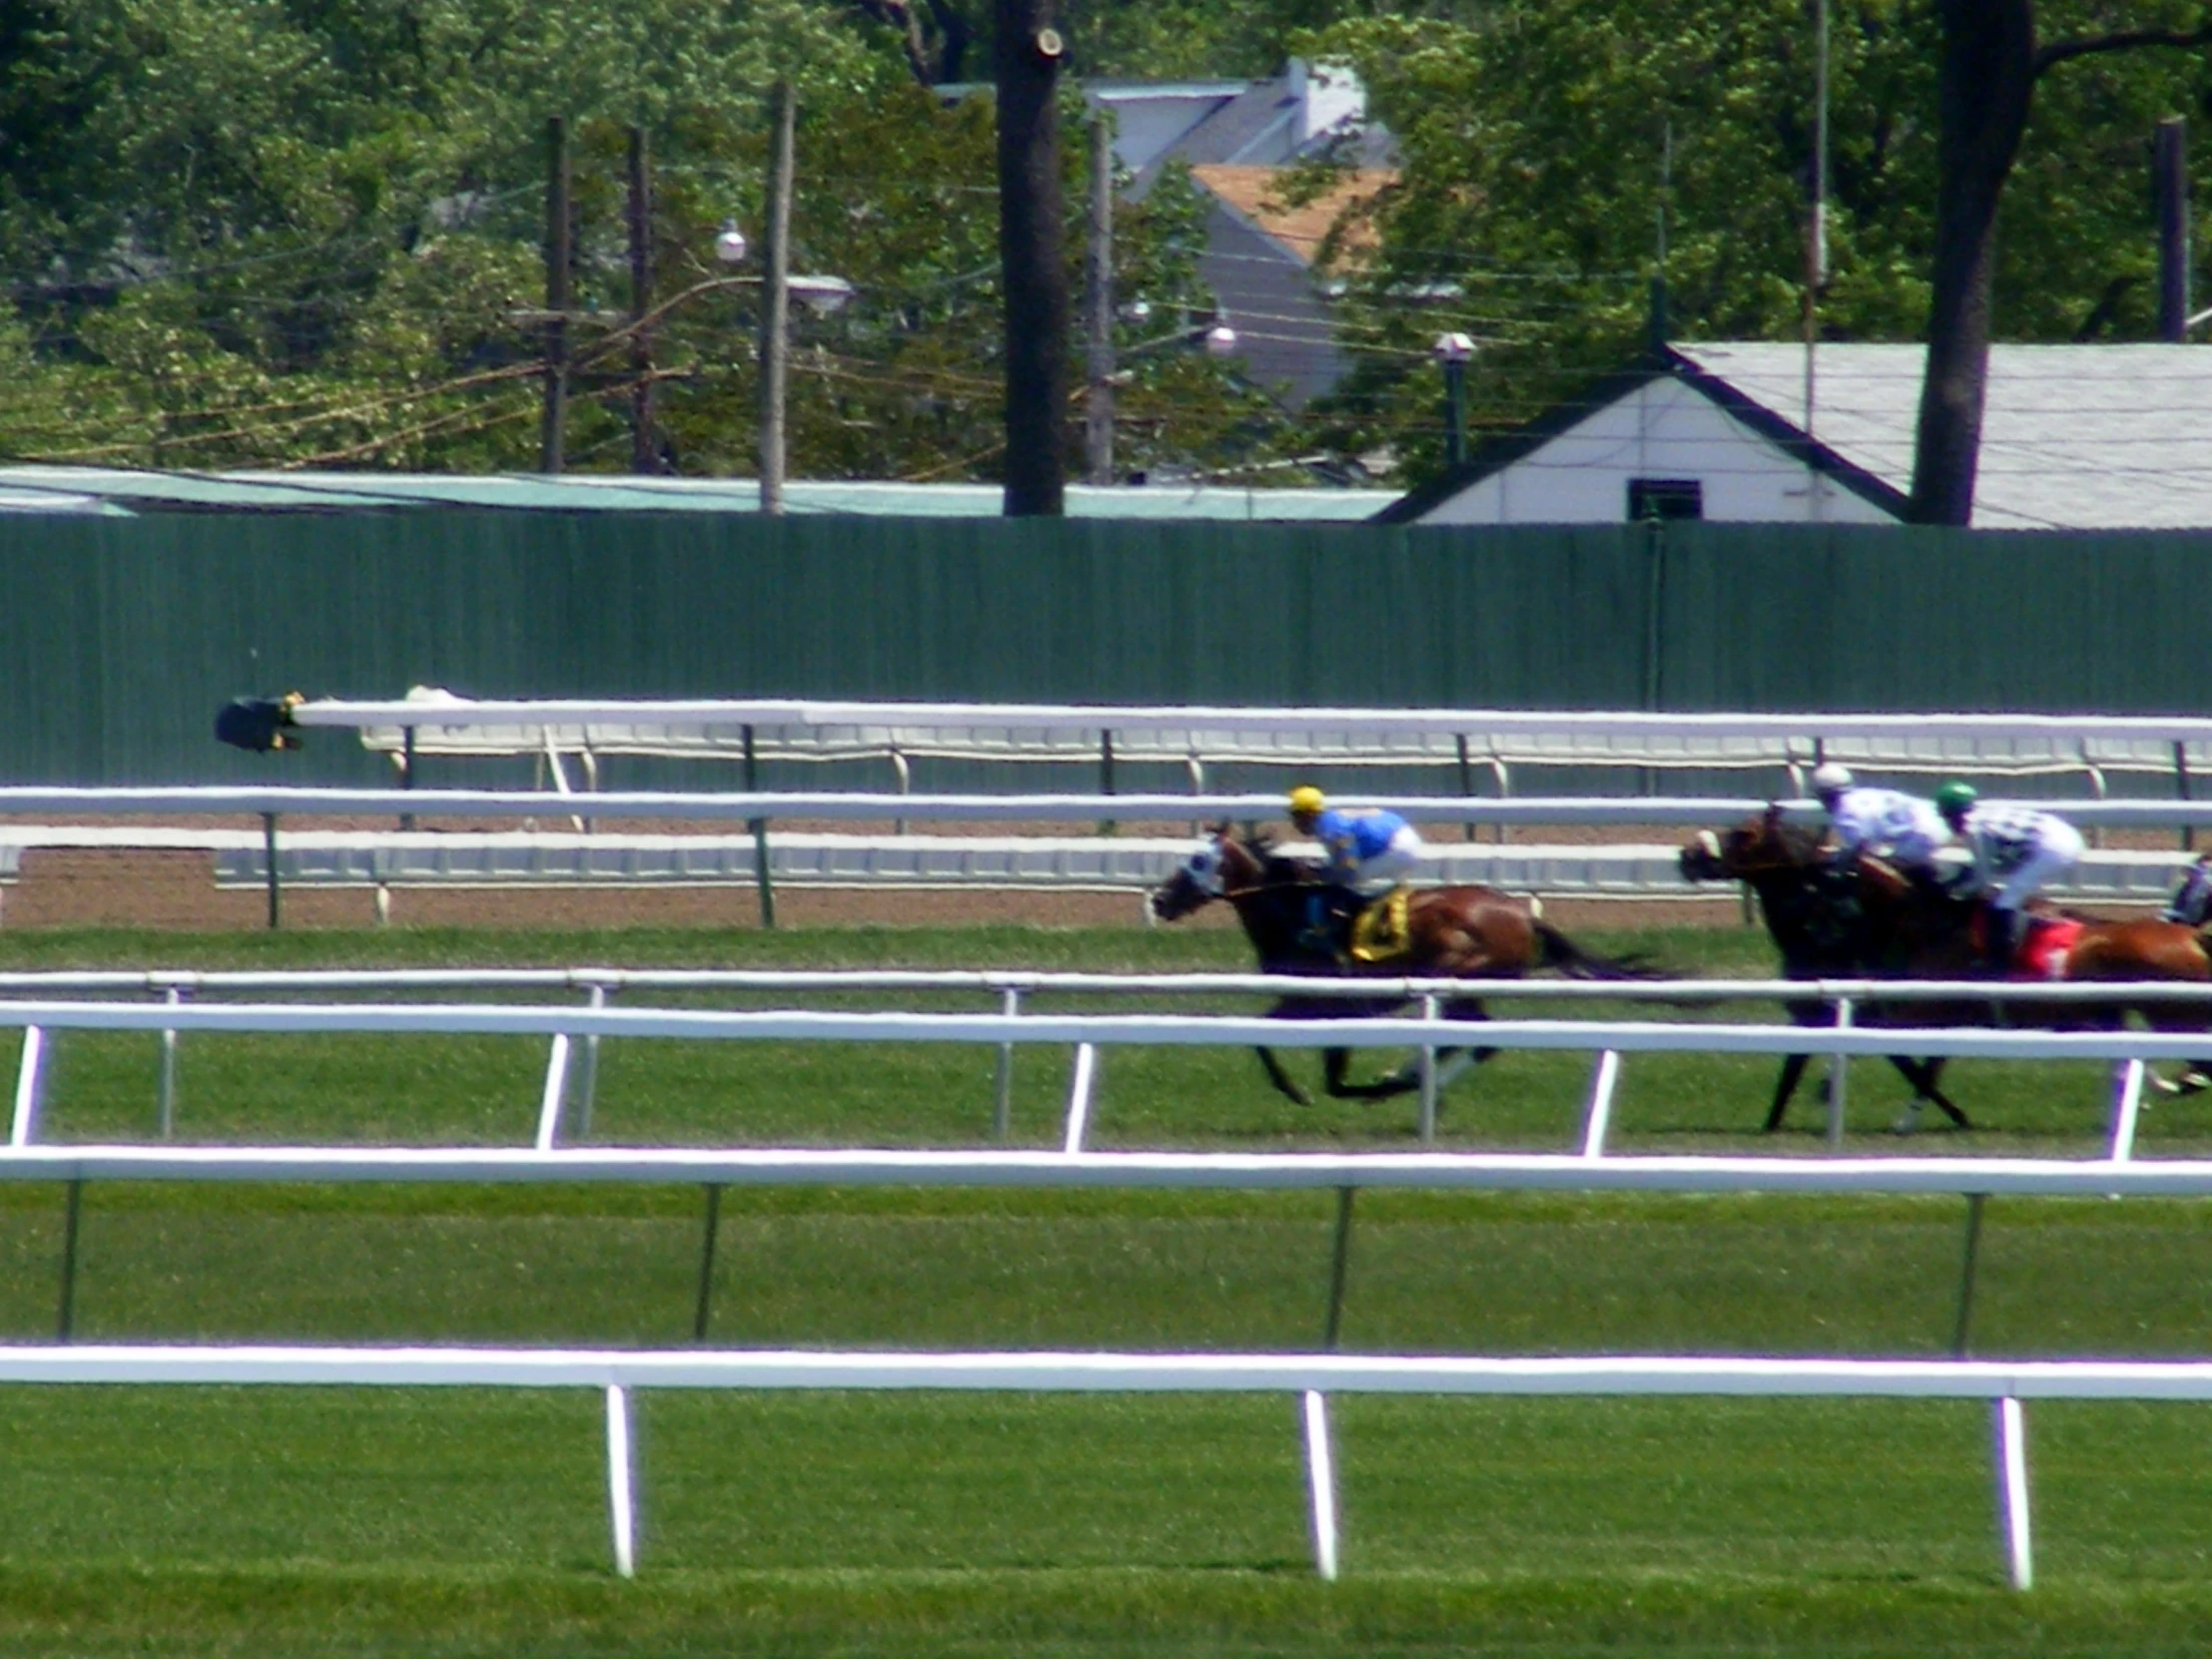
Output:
1148 823 1658 1105
1680 809 2212 1131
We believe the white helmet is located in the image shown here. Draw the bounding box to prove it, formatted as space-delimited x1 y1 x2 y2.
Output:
1810 763 1854 799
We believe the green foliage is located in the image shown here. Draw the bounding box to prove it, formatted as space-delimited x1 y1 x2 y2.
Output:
0 1 1278 481
1307 0 2212 483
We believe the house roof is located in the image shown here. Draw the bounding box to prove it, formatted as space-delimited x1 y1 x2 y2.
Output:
1186 166 1390 268
0 467 1390 521
1378 341 2212 529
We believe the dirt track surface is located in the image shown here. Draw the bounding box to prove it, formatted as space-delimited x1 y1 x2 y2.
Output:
0 848 1744 933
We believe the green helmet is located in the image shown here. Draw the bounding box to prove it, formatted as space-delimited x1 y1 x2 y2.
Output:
1934 781 1977 819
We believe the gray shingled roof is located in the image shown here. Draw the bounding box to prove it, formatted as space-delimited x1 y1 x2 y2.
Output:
1674 342 2212 530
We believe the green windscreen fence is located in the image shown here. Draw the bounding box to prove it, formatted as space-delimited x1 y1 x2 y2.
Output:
0 510 2202 784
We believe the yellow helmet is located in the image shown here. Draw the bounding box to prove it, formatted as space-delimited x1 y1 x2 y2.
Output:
1289 785 1326 818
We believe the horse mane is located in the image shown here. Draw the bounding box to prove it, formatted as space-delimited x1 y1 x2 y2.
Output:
1230 827 1313 884
1759 815 1827 866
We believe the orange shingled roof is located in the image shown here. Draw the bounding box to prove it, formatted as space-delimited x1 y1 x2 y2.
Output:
1188 165 1393 268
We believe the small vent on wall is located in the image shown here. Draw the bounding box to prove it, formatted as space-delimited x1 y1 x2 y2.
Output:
1627 478 1704 522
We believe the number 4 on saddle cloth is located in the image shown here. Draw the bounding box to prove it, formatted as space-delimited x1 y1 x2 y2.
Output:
1968 909 2084 979
1297 886 1414 967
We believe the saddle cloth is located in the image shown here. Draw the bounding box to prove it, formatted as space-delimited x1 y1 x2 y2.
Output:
1348 885 1413 965
1970 911 2084 979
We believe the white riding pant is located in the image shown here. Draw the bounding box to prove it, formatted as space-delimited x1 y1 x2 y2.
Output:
1343 828 1423 897
1988 830 2083 912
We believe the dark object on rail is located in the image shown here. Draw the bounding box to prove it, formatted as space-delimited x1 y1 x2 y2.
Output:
216 693 305 753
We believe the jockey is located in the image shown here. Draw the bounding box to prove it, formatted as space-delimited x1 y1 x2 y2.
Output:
1809 763 1951 895
1287 785 1424 895
1934 782 2086 973
1288 785 1424 959
2163 852 2212 928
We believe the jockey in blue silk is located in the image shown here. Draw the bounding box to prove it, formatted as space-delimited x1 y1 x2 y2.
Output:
1287 785 1425 960
1288 785 1423 894
1934 781 2086 974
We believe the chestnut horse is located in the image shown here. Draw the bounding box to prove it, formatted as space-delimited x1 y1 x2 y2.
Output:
1148 824 1656 1105
1680 810 2211 1131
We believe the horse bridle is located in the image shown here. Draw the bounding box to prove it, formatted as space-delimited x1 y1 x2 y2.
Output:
1690 827 1808 882
1182 835 1317 902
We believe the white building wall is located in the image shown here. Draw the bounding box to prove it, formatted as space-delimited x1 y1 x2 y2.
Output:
1418 379 1898 526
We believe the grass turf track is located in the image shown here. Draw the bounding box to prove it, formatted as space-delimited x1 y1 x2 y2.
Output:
0 921 2209 1656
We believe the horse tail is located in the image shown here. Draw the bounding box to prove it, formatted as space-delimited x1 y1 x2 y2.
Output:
1533 918 1661 980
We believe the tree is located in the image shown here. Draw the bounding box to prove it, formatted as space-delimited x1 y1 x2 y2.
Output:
1311 3 2212 494
1912 1 2212 524
0 0 1283 483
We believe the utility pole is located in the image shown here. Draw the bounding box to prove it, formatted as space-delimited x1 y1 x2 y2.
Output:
2156 117 2189 341
760 81 795 516
995 0 1068 516
1804 4 1829 520
1084 111 1114 486
539 116 571 474
627 126 657 474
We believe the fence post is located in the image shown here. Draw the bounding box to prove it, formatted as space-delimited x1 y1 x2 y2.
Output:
1322 1187 1356 1351
606 1383 638 1578
2176 741 2194 852
1579 1050 1622 1158
744 725 776 928
11 1026 47 1147
1825 998 1852 1148
159 987 182 1139
693 1184 723 1342
55 1177 82 1342
262 813 282 929
1062 1043 1098 1153
1301 1388 1341 1581
575 984 606 1138
1994 1396 2033 1590
2108 1058 2145 1163
992 987 1020 1139
1952 1193 1987 1358
534 1034 574 1150
1416 995 1440 1145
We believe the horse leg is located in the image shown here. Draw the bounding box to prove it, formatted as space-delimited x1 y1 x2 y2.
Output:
1379 998 1497 1094
1889 1056 1972 1130
1764 1052 1812 1133
1252 1046 1315 1107
1322 1045 1422 1101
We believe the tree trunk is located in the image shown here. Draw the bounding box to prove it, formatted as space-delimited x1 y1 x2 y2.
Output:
1907 0 2038 525
995 0 1067 517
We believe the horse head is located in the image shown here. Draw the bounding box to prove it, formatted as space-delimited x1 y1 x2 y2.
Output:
1678 809 1818 886
1149 822 1266 921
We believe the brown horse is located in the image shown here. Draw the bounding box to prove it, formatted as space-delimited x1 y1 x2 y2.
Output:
1148 823 1656 1105
1680 809 2212 1130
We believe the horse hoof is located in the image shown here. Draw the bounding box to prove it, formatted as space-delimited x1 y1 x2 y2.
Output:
2153 1069 2212 1097
1892 1101 1926 1136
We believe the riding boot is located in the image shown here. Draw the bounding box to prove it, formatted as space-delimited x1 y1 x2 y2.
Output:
1981 906 2020 977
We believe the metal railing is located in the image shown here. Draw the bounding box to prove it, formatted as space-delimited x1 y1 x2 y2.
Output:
3 1339 2199 1588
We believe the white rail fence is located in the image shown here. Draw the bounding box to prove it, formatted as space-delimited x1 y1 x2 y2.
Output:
280 696 2212 805
8 1340 2209 1588
6 785 2212 919
2 976 2209 1155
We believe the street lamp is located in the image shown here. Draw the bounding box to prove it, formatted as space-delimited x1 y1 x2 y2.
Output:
714 223 749 266
1203 318 1239 357
1432 331 1474 468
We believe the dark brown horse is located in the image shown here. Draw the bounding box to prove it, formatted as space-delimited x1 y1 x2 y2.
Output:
1148 823 1656 1105
1680 810 2212 1130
